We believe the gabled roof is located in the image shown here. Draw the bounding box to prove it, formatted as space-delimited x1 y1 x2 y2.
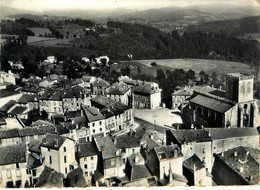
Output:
77 142 98 158
82 106 104 122
91 78 110 87
0 128 19 139
63 87 82 99
18 94 38 104
208 128 259 140
40 134 68 150
91 96 116 108
39 89 63 101
183 154 205 172
106 82 130 95
154 145 183 161
28 139 41 154
18 125 55 137
0 89 21 98
190 94 234 113
169 129 211 144
0 100 16 112
114 134 140 149
101 102 131 118
0 144 26 165
215 146 259 185
172 88 193 96
35 166 64 187
66 167 86 187
134 84 162 95
94 136 117 159
8 106 27 115
131 165 152 181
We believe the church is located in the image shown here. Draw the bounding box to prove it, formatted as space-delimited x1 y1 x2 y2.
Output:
189 73 260 128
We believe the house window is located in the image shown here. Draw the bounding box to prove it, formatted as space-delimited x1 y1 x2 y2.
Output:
48 148 50 152
100 128 102 132
84 164 88 169
49 156 52 164
64 147 66 152
32 170 36 177
99 121 102 125
26 169 30 174
93 129 95 133
16 163 19 169
84 157 88 161
202 148 206 153
64 156 67 163
6 169 11 178
202 157 206 161
91 156 93 160
65 167 67 174
92 123 95 127
91 163 95 169
111 160 115 166
85 171 88 176
70 165 74 171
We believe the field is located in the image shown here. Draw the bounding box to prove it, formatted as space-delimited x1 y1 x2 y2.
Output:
56 24 86 38
121 59 255 76
27 27 52 37
27 36 57 44
29 38 72 47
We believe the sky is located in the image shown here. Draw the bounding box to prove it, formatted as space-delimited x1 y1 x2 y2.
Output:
2 0 259 11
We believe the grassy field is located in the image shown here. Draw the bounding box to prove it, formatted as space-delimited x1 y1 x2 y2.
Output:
122 59 255 76
27 27 52 37
29 38 72 47
27 36 57 44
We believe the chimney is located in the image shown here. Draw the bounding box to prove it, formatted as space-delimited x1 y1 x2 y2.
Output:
234 151 238 157
239 166 244 173
149 133 154 140
221 152 224 157
113 137 117 144
174 149 178 158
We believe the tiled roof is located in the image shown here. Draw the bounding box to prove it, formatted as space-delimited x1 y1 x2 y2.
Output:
66 167 86 187
131 165 152 181
82 75 95 82
172 88 193 96
63 87 82 99
40 89 63 101
19 125 55 137
101 102 130 118
0 89 21 98
0 100 16 112
77 142 98 158
72 116 87 126
183 154 205 172
169 129 211 144
94 136 117 159
208 128 259 140
55 125 70 135
28 139 41 154
65 110 82 118
91 78 110 87
0 128 19 139
190 94 234 113
215 146 259 185
31 120 54 128
18 94 38 104
82 106 104 122
91 96 116 108
40 134 68 150
114 134 140 149
0 144 26 165
35 166 64 187
154 145 183 160
106 82 130 95
8 106 27 115
134 84 161 95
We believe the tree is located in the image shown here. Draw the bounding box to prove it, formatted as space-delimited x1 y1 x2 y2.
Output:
186 69 195 80
156 69 166 82
150 62 157 66
137 66 141 76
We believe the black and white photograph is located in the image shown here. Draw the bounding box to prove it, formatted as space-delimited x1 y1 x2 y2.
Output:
0 0 259 188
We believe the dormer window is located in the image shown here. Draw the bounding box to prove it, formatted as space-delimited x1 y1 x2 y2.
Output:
54 139 58 147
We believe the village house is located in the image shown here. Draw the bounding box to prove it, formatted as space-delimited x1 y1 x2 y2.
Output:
0 88 22 108
91 96 134 132
91 78 110 96
105 82 132 106
146 145 185 184
0 144 29 188
40 134 76 176
172 86 193 109
212 146 260 185
124 153 153 187
166 130 212 173
81 75 96 90
0 71 16 85
16 94 39 111
76 142 98 183
183 154 212 186
39 89 64 116
93 136 123 179
81 106 106 138
62 87 91 112
189 73 260 128
133 82 162 109
7 106 29 120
